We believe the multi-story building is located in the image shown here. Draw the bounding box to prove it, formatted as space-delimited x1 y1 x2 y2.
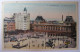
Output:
14 7 30 31
33 15 76 38
4 17 15 33
31 16 46 31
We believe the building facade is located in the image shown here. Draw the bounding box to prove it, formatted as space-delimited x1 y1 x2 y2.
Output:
31 16 46 31
14 7 30 31
4 17 15 32
33 16 76 38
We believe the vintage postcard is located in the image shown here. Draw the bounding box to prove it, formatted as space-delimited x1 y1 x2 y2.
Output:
2 1 78 50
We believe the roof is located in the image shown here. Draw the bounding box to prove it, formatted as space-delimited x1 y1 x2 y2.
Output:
24 7 27 11
65 16 74 23
35 16 45 22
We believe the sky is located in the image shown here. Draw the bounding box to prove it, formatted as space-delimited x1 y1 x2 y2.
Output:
3 2 77 22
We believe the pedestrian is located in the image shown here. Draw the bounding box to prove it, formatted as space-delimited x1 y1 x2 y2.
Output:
71 41 72 44
12 44 13 47
32 44 35 47
38 44 39 47
54 44 55 47
42 43 44 47
29 45 30 48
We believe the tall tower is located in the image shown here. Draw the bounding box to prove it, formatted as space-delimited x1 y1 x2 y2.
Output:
24 7 27 13
15 7 30 31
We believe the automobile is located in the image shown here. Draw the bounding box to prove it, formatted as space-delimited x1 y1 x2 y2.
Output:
45 42 50 47
64 44 68 48
12 43 28 49
64 40 70 45
31 36 39 38
45 40 53 48
10 37 17 42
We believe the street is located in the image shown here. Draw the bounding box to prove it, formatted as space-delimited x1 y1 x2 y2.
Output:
4 32 76 49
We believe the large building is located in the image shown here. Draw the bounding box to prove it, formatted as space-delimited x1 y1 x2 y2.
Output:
14 7 30 31
4 17 15 33
33 15 76 38
31 16 46 31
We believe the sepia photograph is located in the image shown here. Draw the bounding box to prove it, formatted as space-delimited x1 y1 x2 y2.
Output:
3 1 78 50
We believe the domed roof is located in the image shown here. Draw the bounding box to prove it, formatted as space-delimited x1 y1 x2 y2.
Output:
24 7 27 11
65 16 74 23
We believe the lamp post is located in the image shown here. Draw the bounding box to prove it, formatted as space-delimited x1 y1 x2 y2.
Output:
45 38 46 49
29 37 30 49
4 42 6 48
45 33 47 49
58 36 59 47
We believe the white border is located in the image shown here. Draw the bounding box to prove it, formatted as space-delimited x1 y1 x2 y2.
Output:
0 0 80 52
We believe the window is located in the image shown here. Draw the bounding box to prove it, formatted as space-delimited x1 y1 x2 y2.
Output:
24 16 27 21
4 25 7 27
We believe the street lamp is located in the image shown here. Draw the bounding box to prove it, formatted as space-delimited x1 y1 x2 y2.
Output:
4 42 6 48
45 35 46 49
29 37 30 49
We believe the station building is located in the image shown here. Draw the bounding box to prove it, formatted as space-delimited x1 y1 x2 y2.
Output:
32 15 76 38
